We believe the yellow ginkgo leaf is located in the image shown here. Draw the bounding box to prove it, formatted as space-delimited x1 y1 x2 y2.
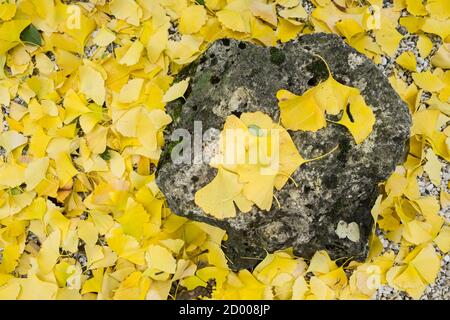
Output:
109 0 142 26
195 167 245 219
118 78 144 104
216 0 252 33
396 51 417 71
277 18 303 43
93 26 116 47
307 250 337 274
0 160 25 189
239 165 277 210
106 228 145 265
277 89 326 132
405 0 428 16
274 126 306 190
410 244 441 284
63 89 91 124
37 230 61 275
112 271 150 300
162 78 190 103
425 0 450 21
0 19 30 42
217 8 251 33
54 152 78 187
412 71 445 92
335 19 364 41
399 16 424 33
292 276 308 300
117 198 149 240
337 94 375 144
423 148 442 186
25 157 49 191
145 25 169 63
0 85 10 106
18 275 58 300
0 2 16 21
77 220 98 247
314 76 360 115
391 264 426 299
250 1 277 26
0 130 27 154
250 16 277 46
279 5 308 20
434 226 450 253
421 17 450 40
79 65 105 106
309 276 336 299
146 245 176 274
118 41 144 66
417 35 433 58
431 44 450 69
179 5 208 35
375 26 403 56
0 279 20 300
81 268 104 294
403 220 433 245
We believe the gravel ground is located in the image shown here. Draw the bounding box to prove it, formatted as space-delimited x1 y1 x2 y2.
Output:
371 0 450 300
1 0 448 300
375 161 450 300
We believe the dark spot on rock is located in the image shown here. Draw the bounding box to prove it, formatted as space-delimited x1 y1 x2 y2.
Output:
191 176 199 183
306 59 329 84
183 84 192 100
308 76 319 86
303 185 312 194
231 110 242 117
269 47 286 65
323 174 338 189
238 42 247 50
192 105 198 111
337 137 351 162
288 77 295 87
199 55 207 64
221 38 230 46
210 75 220 84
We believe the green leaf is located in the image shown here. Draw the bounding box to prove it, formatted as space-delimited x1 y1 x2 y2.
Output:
20 24 42 46
100 149 111 161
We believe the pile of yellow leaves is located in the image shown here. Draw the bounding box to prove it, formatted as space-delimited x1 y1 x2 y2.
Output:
0 0 449 300
195 111 312 217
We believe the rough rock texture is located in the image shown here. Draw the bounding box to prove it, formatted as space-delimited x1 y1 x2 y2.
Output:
156 33 411 270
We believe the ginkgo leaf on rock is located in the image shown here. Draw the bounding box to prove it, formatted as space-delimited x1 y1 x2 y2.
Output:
277 59 375 144
195 111 335 218
194 167 247 219
336 94 376 144
162 78 190 103
277 89 327 131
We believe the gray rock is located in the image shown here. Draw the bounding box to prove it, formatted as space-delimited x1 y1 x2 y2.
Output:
156 33 411 270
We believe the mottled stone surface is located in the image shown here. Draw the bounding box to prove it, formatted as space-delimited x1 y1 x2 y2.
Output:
156 33 411 270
